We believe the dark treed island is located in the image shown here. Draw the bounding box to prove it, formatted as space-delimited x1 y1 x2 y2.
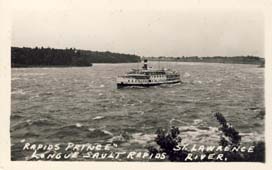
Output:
11 47 265 68
11 47 141 67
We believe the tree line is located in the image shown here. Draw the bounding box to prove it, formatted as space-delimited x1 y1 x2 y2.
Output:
11 47 265 67
148 55 265 65
11 47 141 67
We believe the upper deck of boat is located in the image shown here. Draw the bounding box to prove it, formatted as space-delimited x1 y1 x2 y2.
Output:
128 68 175 75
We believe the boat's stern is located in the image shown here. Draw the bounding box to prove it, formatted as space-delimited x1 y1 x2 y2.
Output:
116 76 126 88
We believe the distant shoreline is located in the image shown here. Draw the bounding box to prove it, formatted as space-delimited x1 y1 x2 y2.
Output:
11 61 264 68
147 56 265 66
147 60 265 67
11 47 141 67
11 65 93 68
11 47 264 68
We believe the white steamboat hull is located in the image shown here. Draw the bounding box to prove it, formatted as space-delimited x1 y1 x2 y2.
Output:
117 79 181 88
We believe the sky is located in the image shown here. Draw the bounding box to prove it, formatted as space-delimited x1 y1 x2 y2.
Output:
12 0 264 57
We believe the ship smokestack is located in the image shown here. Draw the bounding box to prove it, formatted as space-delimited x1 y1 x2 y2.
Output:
143 59 148 70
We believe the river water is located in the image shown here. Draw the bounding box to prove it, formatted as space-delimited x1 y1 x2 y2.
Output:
11 62 264 161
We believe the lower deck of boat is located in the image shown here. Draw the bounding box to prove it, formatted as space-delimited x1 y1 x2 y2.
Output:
117 80 181 89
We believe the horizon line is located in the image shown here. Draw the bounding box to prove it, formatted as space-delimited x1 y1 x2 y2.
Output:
11 46 264 59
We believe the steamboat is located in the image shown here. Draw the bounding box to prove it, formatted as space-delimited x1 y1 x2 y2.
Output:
117 60 181 88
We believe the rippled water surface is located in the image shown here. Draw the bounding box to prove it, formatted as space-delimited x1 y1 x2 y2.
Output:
11 62 264 160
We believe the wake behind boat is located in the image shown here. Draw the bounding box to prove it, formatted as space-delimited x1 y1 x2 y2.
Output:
117 60 181 88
